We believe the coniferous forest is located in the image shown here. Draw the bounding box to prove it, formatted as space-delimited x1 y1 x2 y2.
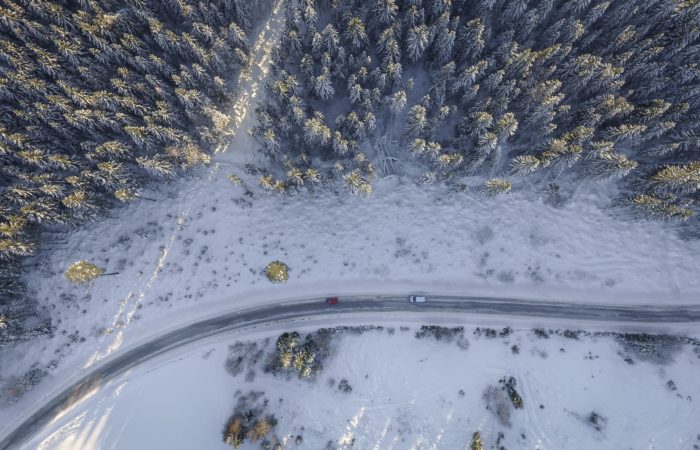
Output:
254 0 699 211
0 0 270 342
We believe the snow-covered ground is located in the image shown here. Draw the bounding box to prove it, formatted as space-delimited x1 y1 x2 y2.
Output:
22 320 700 450
5 158 700 435
2 0 700 443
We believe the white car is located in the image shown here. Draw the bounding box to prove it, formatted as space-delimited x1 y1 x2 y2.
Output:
409 295 426 303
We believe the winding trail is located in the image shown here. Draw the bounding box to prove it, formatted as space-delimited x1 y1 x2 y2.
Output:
2 294 700 449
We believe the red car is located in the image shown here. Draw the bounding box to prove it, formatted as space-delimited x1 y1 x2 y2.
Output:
325 297 339 305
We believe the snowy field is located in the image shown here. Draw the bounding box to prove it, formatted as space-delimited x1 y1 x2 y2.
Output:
4 150 700 433
22 320 700 450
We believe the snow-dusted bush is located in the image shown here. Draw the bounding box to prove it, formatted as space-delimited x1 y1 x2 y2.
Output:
470 431 484 450
64 261 105 285
414 325 464 342
265 261 290 283
500 376 524 410
222 391 278 448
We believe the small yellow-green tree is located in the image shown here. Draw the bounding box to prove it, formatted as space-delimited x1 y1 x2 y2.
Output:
279 350 293 369
265 261 289 283
251 417 271 441
470 431 484 450
65 260 105 284
223 416 245 448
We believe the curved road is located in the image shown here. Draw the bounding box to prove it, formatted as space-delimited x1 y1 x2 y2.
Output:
3 294 700 449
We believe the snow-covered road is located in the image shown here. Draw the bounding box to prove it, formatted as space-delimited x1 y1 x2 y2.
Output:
3 294 699 449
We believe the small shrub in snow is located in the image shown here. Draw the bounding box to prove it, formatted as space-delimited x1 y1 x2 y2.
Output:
252 417 272 441
64 260 105 284
222 392 278 448
495 432 507 450
415 325 464 342
562 330 582 340
616 333 681 364
500 376 524 410
584 351 599 360
269 331 326 379
587 411 607 432
223 416 245 447
473 327 498 338
338 378 353 393
499 327 513 337
532 328 550 339
265 261 289 283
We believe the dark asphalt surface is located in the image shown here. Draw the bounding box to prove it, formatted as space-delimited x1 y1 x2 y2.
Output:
2 295 700 449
